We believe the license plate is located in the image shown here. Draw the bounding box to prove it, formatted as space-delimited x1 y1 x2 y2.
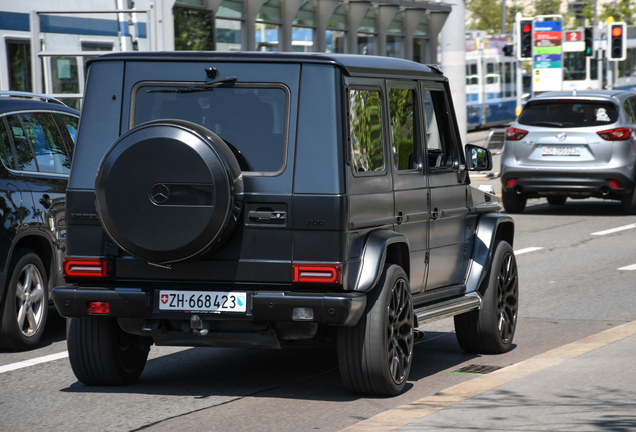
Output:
542 146 581 156
159 290 247 313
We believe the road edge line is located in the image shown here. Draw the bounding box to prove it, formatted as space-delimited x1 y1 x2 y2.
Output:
339 320 636 432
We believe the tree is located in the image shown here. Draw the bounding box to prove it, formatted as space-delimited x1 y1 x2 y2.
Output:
466 0 502 34
599 0 635 25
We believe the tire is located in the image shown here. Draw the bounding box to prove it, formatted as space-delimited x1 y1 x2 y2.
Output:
547 196 567 206
95 119 244 264
337 264 414 396
502 192 526 214
454 240 519 354
0 249 48 351
621 188 636 214
67 317 151 385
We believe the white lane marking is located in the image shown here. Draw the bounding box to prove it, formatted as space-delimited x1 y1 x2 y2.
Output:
514 247 543 255
618 264 636 271
0 351 69 374
592 223 636 236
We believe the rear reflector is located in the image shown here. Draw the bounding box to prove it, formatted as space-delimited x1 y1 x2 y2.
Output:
64 257 111 278
293 263 342 284
505 178 517 188
597 127 631 141
609 179 623 189
87 302 110 314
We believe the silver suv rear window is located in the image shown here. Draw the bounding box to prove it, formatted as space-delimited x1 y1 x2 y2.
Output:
133 83 288 174
518 100 619 128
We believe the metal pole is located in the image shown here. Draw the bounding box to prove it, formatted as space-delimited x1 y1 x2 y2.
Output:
501 0 506 34
515 12 522 115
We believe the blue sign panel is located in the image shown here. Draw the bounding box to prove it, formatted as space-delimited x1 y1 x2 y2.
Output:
534 54 562 62
534 21 562 32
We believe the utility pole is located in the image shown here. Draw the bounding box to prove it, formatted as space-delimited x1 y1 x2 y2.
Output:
501 0 506 34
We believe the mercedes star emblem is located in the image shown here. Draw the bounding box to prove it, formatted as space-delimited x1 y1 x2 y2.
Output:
150 184 170 204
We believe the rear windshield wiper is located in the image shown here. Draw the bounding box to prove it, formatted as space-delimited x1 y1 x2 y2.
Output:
147 76 237 93
527 121 564 127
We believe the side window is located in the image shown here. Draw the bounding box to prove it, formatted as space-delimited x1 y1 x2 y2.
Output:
6 115 37 172
422 89 458 169
628 98 636 124
0 118 16 169
61 114 79 143
20 113 71 174
389 87 416 171
349 89 385 174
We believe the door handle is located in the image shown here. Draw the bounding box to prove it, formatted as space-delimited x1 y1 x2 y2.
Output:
39 194 52 209
431 207 439 220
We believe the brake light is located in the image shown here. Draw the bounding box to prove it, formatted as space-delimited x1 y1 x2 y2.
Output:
505 127 528 141
87 302 110 314
293 263 342 284
597 127 631 141
64 257 111 278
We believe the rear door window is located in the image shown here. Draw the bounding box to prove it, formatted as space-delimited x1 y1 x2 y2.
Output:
132 83 289 174
518 100 619 128
6 115 38 172
0 118 17 169
20 112 71 174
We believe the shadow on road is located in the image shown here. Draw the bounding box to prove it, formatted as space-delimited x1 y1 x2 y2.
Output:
59 330 479 402
515 200 624 217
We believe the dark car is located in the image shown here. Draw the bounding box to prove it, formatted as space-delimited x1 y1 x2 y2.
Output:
53 52 518 396
502 90 636 213
0 91 78 351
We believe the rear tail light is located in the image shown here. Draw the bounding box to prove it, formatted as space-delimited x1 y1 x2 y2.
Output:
597 127 631 141
505 178 517 188
293 263 342 284
505 127 528 141
64 257 112 279
87 302 110 314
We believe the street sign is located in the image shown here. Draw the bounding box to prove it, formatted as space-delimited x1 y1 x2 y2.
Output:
533 17 563 92
564 30 585 52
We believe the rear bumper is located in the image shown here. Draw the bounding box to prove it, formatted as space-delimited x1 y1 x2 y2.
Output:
52 287 367 327
501 168 636 198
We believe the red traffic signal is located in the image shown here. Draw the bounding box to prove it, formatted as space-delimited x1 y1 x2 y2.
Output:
612 27 623 37
523 24 531 33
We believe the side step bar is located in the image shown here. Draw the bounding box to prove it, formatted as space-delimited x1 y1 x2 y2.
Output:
414 292 482 326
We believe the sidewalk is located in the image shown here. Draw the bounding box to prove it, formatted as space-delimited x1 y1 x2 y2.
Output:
341 320 636 431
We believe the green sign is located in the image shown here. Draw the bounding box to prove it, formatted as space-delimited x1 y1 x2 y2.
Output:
534 46 562 55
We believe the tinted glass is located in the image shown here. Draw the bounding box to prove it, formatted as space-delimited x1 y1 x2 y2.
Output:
20 113 71 174
422 90 455 168
518 100 619 128
349 89 384 173
6 115 37 171
0 118 16 169
389 88 415 171
134 86 287 173
61 114 79 143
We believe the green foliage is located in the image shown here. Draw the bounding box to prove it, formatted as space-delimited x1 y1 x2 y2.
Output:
174 7 214 51
599 0 635 25
534 0 562 15
350 90 384 172
466 0 502 34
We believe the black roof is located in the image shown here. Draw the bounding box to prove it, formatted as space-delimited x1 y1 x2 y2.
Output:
88 51 444 80
0 97 79 116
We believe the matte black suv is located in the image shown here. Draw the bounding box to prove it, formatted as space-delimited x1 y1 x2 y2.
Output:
0 91 78 351
53 52 518 396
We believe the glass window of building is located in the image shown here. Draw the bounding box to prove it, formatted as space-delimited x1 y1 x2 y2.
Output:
50 56 79 95
292 0 315 52
217 0 244 51
357 7 376 55
256 0 282 51
326 3 346 54
6 39 32 92
386 11 404 58
173 5 214 50
413 18 428 63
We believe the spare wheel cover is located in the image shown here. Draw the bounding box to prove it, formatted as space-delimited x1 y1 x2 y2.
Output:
95 120 242 263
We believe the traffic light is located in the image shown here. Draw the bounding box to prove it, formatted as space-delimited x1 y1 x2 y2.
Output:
503 44 514 56
518 20 533 60
610 22 626 61
584 27 593 57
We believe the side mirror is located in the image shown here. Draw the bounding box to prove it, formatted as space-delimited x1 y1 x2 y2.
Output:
465 144 493 172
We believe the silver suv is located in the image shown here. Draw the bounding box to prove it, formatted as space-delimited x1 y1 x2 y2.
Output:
501 90 636 213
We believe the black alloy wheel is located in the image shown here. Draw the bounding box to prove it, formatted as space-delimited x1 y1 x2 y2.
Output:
386 276 414 386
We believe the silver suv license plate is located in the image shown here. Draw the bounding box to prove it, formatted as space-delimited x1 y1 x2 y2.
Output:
159 290 247 313
542 146 581 156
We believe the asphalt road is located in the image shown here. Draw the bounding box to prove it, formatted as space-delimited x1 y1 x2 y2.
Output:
1 130 635 432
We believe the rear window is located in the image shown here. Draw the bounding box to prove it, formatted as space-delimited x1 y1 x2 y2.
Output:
133 83 289 174
518 100 619 128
